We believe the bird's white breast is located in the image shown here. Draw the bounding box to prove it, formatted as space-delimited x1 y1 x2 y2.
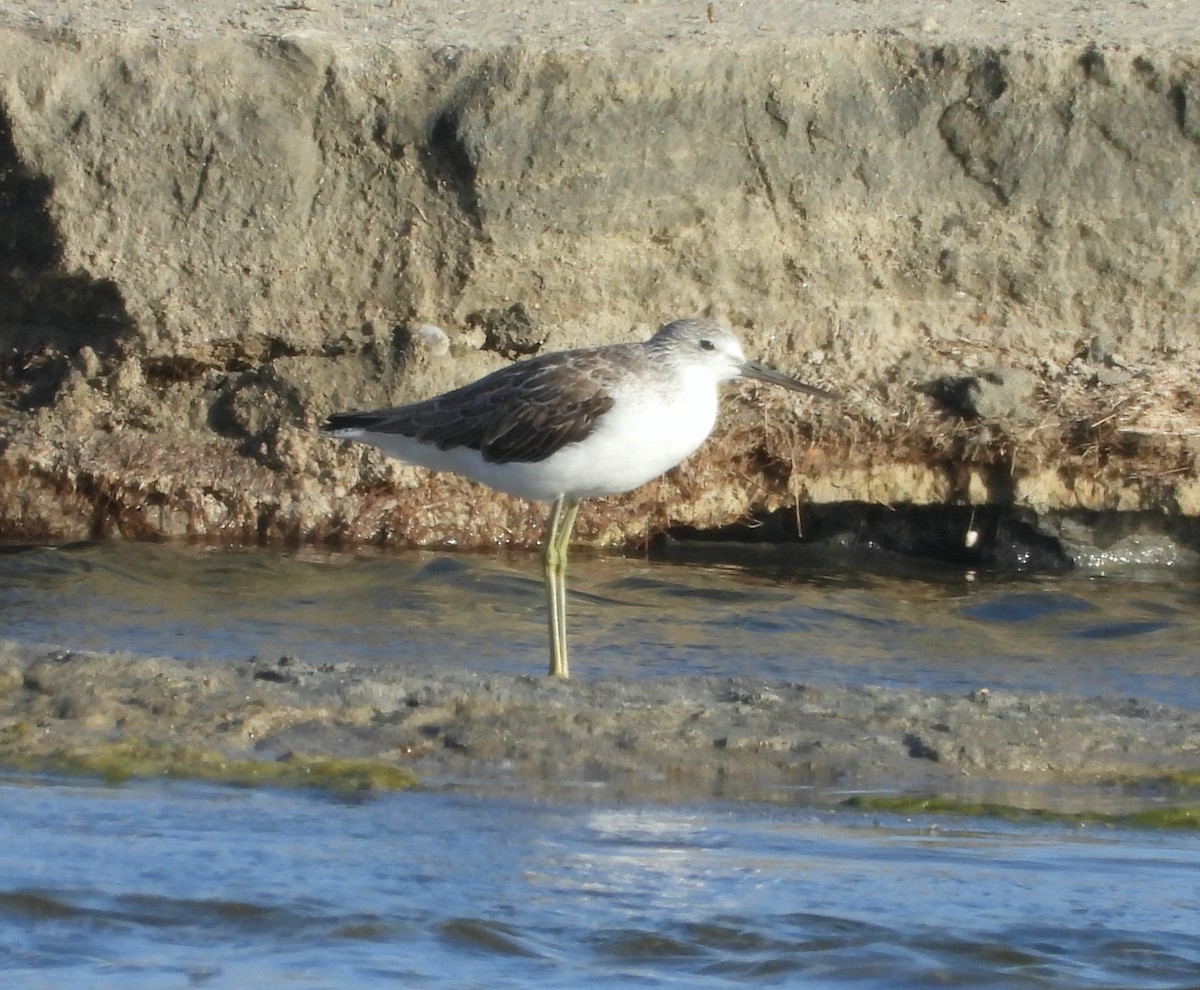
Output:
532 367 721 500
350 363 722 503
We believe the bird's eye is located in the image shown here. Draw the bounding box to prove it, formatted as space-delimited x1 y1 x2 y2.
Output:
699 339 716 351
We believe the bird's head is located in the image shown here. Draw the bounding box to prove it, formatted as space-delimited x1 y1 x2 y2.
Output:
649 318 835 399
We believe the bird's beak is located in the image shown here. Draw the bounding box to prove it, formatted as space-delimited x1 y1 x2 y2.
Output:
740 360 838 400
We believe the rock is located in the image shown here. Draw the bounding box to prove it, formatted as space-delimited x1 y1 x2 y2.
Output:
412 324 451 358
1093 366 1133 387
466 303 549 360
1088 332 1117 365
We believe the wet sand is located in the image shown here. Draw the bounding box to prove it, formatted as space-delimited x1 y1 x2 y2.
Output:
3 640 1198 814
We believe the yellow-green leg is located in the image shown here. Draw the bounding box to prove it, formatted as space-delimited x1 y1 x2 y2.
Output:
543 495 581 678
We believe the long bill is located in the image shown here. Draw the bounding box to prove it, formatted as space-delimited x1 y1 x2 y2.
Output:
739 360 838 401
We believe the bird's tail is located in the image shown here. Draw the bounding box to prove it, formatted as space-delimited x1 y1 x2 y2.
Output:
319 411 387 436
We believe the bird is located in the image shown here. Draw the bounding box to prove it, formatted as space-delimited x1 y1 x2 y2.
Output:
321 317 834 679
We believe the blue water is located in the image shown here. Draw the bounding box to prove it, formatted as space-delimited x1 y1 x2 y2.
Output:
2 542 1200 987
3 776 1199 989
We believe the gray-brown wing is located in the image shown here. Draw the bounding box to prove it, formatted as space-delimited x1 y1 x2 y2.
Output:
322 353 617 465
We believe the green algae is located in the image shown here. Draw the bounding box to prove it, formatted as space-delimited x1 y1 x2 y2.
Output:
1 740 418 793
1154 770 1200 788
1123 806 1200 829
843 793 1200 830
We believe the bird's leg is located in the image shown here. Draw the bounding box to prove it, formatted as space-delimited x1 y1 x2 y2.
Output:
543 495 581 678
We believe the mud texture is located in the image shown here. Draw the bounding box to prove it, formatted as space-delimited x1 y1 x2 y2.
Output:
2 642 1198 810
3 1 1200 557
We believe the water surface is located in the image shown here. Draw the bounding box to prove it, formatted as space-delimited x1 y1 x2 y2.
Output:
2 542 1199 988
1 541 1197 706
2 775 1198 989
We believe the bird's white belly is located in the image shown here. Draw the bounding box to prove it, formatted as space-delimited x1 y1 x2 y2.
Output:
359 381 720 503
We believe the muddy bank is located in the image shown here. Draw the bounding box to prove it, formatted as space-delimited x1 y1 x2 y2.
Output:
2 641 1198 811
2 2 1200 552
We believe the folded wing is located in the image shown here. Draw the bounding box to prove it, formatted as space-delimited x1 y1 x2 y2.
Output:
322 354 617 465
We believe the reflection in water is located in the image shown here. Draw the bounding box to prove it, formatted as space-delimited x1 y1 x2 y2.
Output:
1 541 1198 706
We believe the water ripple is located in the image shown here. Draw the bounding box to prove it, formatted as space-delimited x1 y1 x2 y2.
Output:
0 781 1198 987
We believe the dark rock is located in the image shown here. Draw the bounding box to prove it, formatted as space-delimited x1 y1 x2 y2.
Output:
467 303 549 360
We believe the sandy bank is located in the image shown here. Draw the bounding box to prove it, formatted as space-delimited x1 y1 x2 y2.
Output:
2 2 1200 556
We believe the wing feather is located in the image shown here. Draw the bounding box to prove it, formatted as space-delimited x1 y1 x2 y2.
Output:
321 352 618 465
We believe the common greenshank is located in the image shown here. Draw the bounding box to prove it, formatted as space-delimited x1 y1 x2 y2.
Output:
322 317 833 678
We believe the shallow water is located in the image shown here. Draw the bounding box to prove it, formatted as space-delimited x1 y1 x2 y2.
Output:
3 541 1200 988
2 775 1198 989
2 541 1199 706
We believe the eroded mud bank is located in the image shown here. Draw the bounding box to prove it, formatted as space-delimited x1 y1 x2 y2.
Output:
3 643 1198 817
2 2 1200 552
